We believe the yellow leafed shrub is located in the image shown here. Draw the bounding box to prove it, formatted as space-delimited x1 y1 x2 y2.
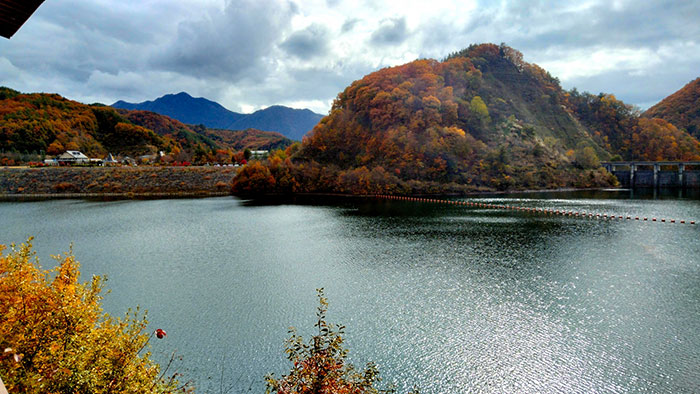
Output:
0 238 190 393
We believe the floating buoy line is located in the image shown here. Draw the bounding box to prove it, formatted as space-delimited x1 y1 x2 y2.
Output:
375 195 696 225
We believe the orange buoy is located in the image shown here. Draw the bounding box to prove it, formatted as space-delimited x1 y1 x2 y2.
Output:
643 217 648 221
652 218 657 222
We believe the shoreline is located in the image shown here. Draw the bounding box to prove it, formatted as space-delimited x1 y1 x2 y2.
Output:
3 186 687 203
0 166 236 198
2 166 694 202
0 191 231 201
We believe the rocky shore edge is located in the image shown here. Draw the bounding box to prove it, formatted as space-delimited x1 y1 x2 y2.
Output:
0 166 236 197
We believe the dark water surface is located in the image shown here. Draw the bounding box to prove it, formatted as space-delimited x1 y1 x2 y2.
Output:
1 190 699 393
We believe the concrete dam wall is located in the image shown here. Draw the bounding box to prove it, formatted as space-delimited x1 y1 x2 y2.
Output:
602 162 700 188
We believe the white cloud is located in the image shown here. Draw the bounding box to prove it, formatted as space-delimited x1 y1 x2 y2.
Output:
0 0 698 113
537 47 663 81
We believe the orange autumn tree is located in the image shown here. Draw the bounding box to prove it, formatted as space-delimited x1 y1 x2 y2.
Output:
231 161 277 194
266 289 416 394
0 238 190 393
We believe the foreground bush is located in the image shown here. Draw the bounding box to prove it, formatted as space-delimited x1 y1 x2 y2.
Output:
266 289 414 394
0 239 189 393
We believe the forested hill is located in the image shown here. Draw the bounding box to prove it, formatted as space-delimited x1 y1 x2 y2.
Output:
0 87 293 163
232 43 700 195
642 77 700 139
112 92 324 141
0 87 173 158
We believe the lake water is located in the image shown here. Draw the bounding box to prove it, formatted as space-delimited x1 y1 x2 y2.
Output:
1 190 699 393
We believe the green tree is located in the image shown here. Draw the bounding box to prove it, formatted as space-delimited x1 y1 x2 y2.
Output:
576 146 600 169
469 96 490 123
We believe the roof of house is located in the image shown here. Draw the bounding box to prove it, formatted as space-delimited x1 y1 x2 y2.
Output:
57 150 89 160
0 0 45 39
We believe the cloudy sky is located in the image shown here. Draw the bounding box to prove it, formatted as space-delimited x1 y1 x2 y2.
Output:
1 0 699 114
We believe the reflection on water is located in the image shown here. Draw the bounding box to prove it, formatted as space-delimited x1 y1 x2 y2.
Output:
1 191 699 393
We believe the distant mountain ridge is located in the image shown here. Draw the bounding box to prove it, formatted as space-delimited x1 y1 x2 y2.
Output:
113 92 243 129
228 106 323 141
112 92 324 141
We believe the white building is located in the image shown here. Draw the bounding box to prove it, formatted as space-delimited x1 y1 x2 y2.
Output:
56 150 89 164
250 150 268 159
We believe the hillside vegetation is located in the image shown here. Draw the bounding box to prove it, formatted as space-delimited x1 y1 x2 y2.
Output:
0 88 293 165
200 128 294 152
0 87 170 158
643 77 700 139
567 89 700 161
235 44 700 195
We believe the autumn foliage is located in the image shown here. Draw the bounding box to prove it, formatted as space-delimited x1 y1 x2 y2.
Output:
566 91 700 161
643 77 700 139
0 88 169 158
0 87 292 165
0 239 189 393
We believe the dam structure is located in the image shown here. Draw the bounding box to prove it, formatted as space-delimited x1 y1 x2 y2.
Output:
601 161 700 188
